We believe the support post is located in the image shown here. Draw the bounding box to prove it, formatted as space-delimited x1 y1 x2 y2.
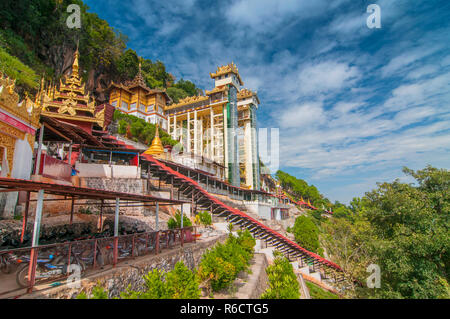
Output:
27 189 44 293
34 124 44 175
69 197 75 225
180 205 184 247
155 202 159 231
68 143 73 165
113 197 120 266
20 191 30 243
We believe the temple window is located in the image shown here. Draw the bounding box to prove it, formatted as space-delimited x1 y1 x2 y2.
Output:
121 101 129 110
148 104 154 112
139 103 146 112
111 100 117 107
130 102 136 110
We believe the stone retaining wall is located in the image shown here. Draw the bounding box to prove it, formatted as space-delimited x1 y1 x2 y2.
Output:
22 234 227 299
234 253 269 299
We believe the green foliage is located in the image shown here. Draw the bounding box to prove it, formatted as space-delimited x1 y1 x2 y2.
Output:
198 211 212 226
167 210 192 229
76 286 109 299
305 281 339 299
321 166 450 299
292 215 321 254
198 230 255 292
275 170 328 207
0 0 200 99
113 110 178 146
166 86 188 103
81 262 200 299
0 47 39 89
261 252 300 299
173 79 199 96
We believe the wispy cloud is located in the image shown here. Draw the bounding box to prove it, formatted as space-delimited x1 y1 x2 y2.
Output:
84 0 450 203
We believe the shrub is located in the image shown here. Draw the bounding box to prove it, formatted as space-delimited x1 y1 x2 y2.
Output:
198 211 212 226
197 230 255 292
261 252 300 299
167 210 192 229
80 261 200 299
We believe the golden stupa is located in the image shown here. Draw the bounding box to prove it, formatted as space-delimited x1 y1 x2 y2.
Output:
143 123 164 156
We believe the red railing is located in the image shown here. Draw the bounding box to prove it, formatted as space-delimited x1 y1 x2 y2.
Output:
0 226 195 296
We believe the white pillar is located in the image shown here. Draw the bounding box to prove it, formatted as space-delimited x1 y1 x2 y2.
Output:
194 110 198 155
244 121 253 188
31 190 44 247
180 204 183 228
210 108 214 160
187 111 191 153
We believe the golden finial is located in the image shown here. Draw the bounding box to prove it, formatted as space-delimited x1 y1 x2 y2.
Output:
72 46 80 77
143 123 164 155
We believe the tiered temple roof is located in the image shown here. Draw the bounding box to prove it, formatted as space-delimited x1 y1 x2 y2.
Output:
41 49 105 129
109 63 172 103
209 62 243 85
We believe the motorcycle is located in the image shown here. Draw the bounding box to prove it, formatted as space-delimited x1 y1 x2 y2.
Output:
15 252 85 288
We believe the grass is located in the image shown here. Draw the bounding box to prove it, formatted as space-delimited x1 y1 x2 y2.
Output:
305 281 339 299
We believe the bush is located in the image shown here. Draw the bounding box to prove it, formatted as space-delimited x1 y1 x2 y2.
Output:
198 211 212 226
167 210 192 229
198 230 255 292
79 261 200 299
261 252 300 299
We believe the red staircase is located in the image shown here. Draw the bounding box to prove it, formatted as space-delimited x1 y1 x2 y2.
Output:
141 154 345 281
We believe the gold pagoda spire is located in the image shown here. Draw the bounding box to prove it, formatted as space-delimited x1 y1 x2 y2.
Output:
72 40 80 78
144 123 164 155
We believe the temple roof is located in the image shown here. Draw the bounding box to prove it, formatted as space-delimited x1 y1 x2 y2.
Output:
0 72 41 128
41 49 105 128
109 63 172 103
165 95 210 111
237 88 260 104
205 85 228 95
210 62 244 85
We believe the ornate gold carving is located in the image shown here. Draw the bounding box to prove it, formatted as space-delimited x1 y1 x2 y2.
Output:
237 88 260 104
41 49 104 126
0 130 16 177
166 95 210 110
0 72 41 128
210 62 243 85
26 133 35 151
0 117 26 140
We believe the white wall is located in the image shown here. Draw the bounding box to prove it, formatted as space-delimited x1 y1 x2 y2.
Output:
76 163 141 178
2 136 34 218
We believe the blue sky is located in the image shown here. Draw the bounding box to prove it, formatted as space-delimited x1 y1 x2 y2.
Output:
85 0 450 203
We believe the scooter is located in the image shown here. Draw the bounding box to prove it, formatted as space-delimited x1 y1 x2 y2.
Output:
15 253 85 288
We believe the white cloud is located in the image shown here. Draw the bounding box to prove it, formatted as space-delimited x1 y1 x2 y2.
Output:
298 61 360 95
380 45 442 77
277 102 324 129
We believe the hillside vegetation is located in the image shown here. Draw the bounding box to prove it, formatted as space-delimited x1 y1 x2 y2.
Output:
0 0 200 101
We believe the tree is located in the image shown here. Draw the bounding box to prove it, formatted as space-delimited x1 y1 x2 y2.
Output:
167 86 188 103
322 166 450 299
292 215 321 254
261 252 300 299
